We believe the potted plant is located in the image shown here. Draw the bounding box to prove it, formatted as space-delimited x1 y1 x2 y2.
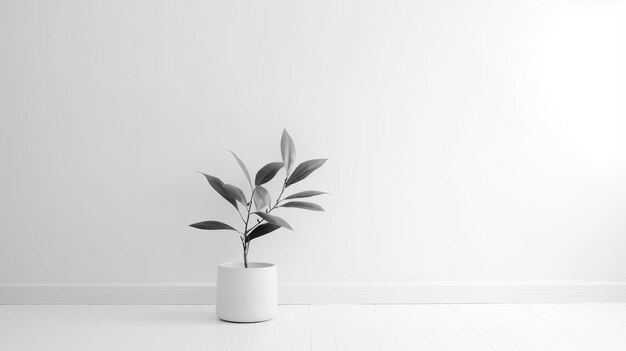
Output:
190 129 327 322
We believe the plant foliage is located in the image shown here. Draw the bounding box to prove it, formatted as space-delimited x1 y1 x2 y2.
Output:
286 159 327 187
190 221 238 231
280 201 324 211
190 129 328 268
255 162 284 186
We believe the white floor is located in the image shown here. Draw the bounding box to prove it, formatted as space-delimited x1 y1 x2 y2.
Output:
1 304 626 350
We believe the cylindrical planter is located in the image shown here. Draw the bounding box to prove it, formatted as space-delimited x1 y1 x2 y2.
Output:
216 262 277 323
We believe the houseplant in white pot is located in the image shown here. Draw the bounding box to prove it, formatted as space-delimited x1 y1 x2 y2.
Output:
190 130 327 322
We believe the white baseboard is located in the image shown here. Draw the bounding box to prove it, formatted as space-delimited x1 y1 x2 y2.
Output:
1 282 625 304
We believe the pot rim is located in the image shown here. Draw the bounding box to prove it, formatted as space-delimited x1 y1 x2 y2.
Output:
218 262 275 270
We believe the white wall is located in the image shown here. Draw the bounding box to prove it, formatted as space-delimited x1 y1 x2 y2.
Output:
1 0 625 293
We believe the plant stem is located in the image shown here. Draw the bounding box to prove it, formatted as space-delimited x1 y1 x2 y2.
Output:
241 179 288 267
243 243 248 268
242 188 256 268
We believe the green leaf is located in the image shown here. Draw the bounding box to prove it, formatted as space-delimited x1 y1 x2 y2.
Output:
281 129 296 175
199 172 238 209
246 223 280 242
255 162 283 186
229 151 253 191
285 159 327 187
190 221 238 231
254 212 293 230
224 184 247 207
253 185 271 211
280 201 324 211
284 190 328 200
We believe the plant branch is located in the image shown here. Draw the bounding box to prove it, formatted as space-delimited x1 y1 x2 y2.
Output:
243 189 256 237
270 179 287 211
247 179 287 233
236 206 246 224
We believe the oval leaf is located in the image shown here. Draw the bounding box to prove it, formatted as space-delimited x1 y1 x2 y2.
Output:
199 172 238 209
246 223 281 242
224 184 246 207
284 190 328 200
190 221 237 231
255 162 283 186
285 159 327 187
229 151 253 191
280 201 324 211
253 185 271 211
253 212 293 230
281 129 296 175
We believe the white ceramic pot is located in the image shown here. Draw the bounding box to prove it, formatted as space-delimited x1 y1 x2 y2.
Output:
216 262 277 323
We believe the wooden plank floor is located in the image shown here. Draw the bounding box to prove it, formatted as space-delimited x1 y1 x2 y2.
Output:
1 304 625 350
